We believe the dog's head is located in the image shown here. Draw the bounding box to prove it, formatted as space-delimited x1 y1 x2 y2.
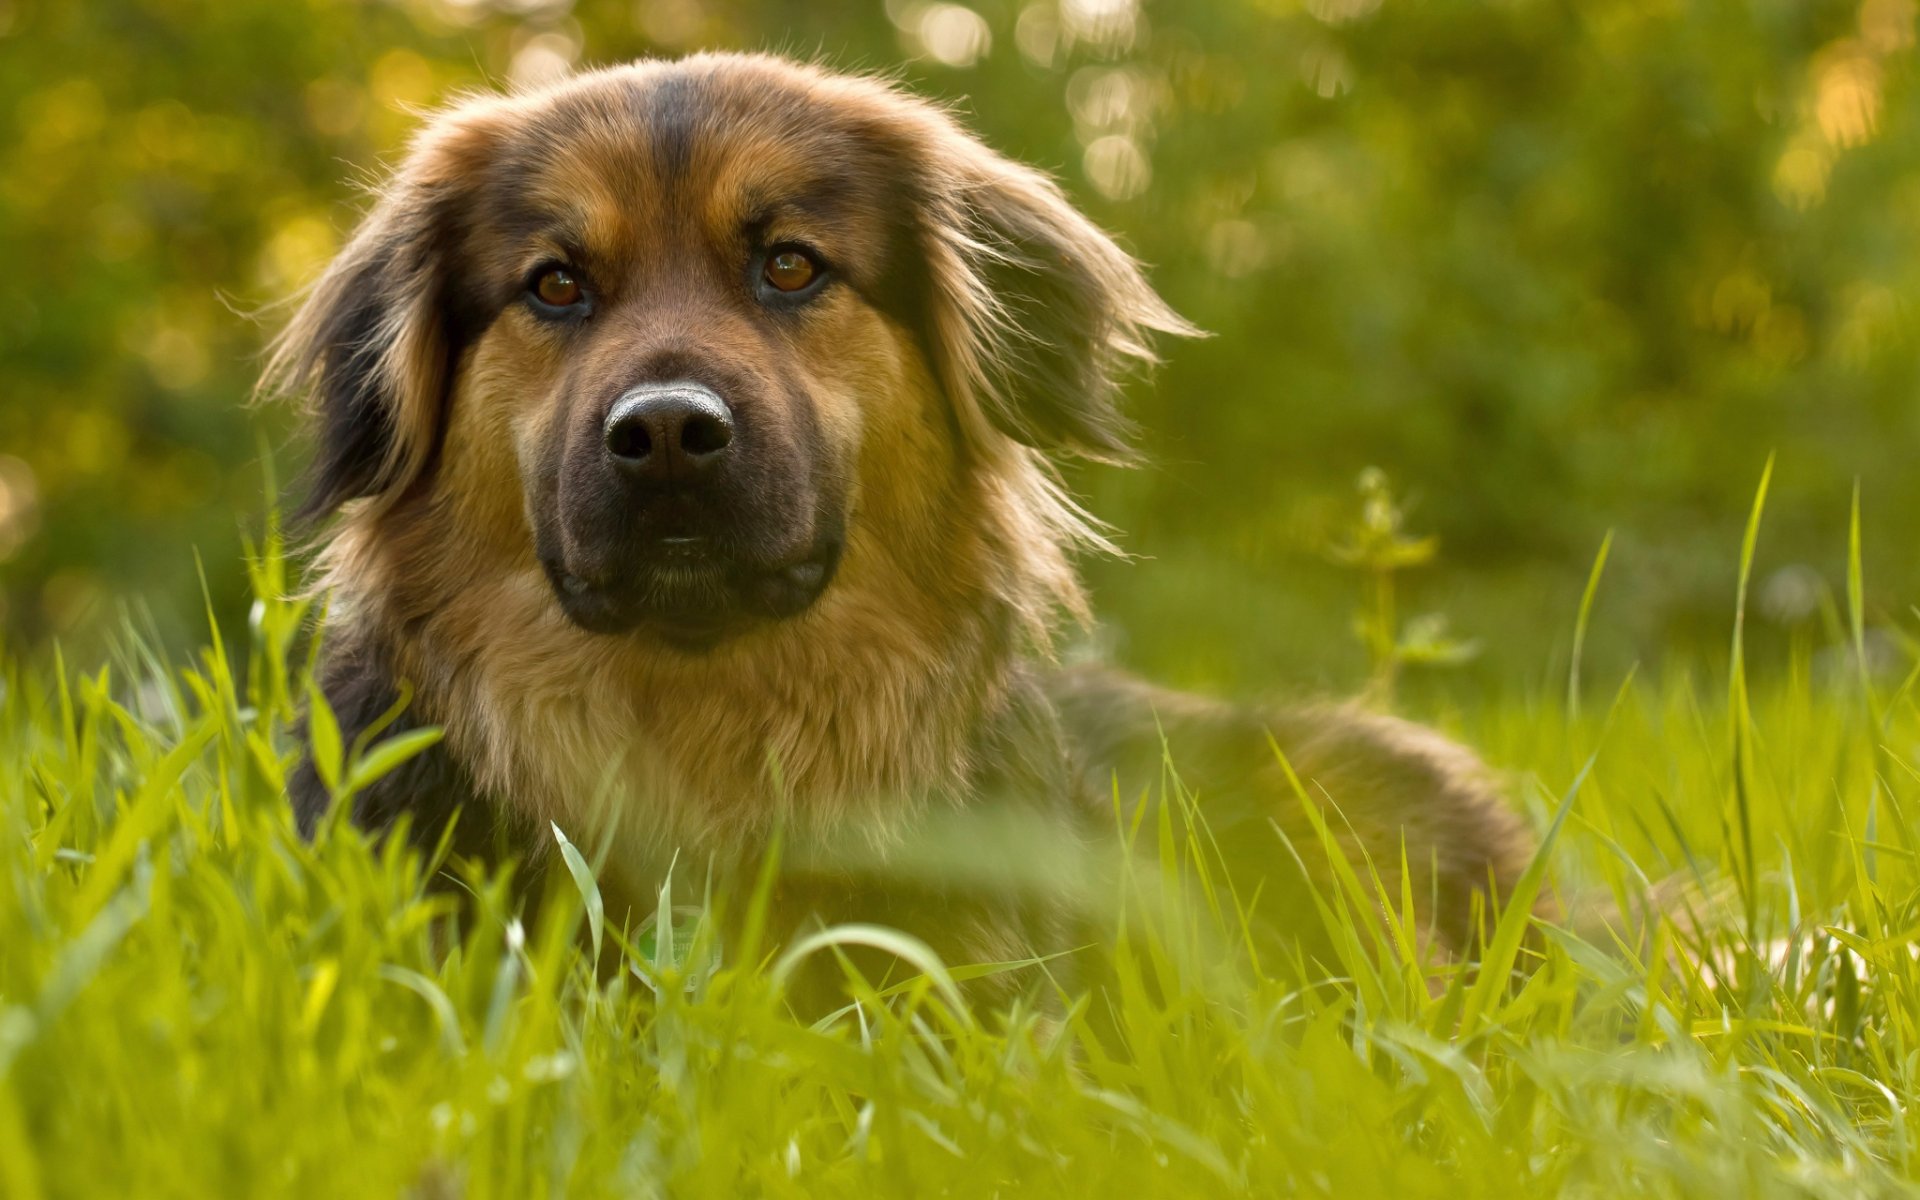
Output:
270 54 1187 650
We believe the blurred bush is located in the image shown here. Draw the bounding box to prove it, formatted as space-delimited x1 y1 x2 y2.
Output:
1 0 1915 692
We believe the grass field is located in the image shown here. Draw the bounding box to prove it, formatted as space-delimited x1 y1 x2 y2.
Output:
6 502 1920 1199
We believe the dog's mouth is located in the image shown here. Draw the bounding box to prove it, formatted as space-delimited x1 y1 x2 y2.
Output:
543 535 843 650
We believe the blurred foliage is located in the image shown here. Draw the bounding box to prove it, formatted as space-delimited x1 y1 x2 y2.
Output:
1 0 1917 694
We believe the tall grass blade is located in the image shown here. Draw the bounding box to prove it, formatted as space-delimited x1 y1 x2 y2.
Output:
1727 454 1773 939
1567 528 1613 719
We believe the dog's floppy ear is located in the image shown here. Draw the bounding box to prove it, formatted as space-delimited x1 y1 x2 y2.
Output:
911 125 1195 462
263 104 502 521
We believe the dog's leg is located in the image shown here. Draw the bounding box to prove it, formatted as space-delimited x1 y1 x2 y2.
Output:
1047 664 1538 960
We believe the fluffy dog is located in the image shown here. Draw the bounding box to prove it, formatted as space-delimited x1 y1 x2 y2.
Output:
270 53 1535 992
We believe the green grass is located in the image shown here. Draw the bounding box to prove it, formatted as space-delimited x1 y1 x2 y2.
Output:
5 522 1920 1198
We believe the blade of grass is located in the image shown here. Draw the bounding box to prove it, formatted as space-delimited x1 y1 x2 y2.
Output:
1568 528 1614 721
1727 454 1772 941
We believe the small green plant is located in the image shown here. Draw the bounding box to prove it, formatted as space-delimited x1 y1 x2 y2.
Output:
1325 467 1479 701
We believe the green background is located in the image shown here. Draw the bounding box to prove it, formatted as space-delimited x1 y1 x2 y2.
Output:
1 0 1914 696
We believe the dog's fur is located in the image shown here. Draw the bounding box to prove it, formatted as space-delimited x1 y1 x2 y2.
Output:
268 54 1536 991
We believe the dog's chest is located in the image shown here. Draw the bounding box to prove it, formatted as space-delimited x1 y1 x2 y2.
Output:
445 636 992 855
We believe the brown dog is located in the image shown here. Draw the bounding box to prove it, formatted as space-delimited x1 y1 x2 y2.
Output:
269 53 1534 994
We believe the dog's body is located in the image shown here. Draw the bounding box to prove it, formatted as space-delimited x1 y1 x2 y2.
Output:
274 54 1535 990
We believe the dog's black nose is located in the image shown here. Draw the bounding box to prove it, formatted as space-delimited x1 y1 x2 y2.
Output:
604 383 735 481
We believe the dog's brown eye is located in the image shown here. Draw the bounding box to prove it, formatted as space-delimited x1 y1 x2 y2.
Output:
533 267 583 308
764 249 819 293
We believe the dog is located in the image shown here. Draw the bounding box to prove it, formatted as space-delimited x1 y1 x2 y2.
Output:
268 53 1536 997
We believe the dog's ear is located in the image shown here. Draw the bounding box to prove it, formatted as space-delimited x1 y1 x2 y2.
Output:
911 124 1195 462
263 105 502 521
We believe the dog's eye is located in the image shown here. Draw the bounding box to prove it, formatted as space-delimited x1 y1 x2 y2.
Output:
532 267 584 308
763 248 821 294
